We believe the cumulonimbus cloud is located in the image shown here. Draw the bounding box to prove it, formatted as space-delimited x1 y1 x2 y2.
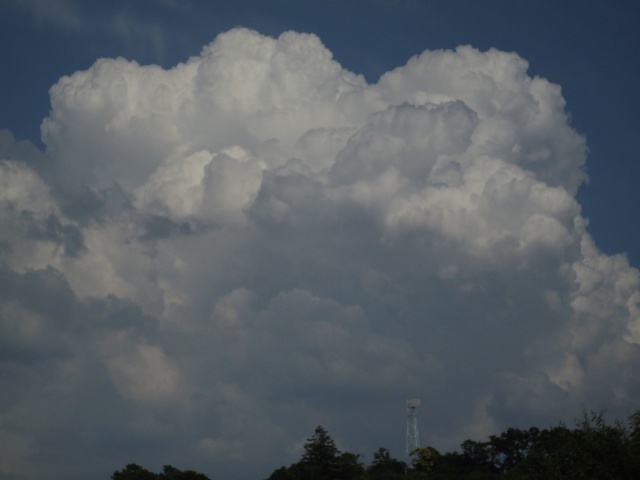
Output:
1 28 639 480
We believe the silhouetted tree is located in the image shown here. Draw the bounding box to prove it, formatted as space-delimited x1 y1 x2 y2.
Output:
112 464 157 480
301 426 340 467
263 410 640 480
160 464 211 480
111 464 210 480
267 426 364 480
367 447 406 479
410 446 441 475
505 410 638 480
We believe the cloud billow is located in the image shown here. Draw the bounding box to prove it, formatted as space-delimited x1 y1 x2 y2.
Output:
1 28 639 480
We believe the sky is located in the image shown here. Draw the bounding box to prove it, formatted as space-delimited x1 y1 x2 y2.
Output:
0 1 639 479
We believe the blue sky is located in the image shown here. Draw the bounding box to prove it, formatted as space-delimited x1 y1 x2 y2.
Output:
0 2 639 480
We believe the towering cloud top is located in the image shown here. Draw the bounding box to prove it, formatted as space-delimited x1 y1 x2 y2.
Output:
1 28 638 480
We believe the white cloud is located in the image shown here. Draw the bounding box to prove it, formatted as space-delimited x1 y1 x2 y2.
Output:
0 158 69 273
1 27 639 480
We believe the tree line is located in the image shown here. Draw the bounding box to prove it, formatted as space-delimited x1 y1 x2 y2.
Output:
112 409 640 479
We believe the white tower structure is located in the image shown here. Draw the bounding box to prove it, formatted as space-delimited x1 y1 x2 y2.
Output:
406 398 420 458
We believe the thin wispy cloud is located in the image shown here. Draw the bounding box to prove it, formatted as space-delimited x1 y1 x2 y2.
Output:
108 7 169 64
10 0 85 32
9 0 173 65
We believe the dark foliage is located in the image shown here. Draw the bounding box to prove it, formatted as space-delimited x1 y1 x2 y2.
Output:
112 409 640 480
111 463 210 480
367 447 407 479
427 409 640 479
265 410 640 480
267 426 366 480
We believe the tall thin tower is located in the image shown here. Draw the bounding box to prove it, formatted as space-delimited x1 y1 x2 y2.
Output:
406 398 420 458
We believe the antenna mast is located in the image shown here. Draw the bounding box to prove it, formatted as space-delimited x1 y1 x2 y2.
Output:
406 399 420 458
